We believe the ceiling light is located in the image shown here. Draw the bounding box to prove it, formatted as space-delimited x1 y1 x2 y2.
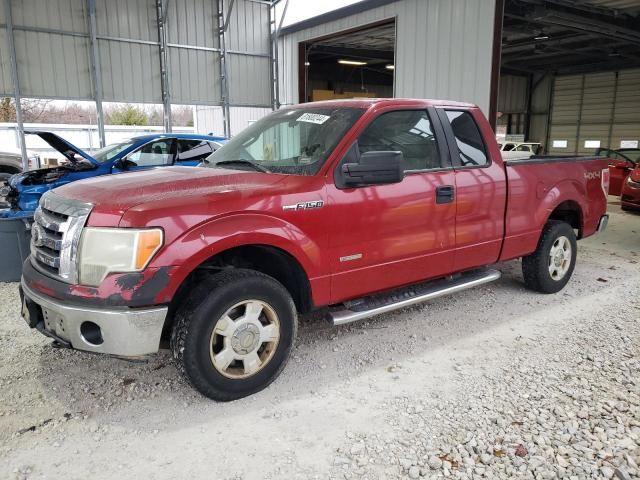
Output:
338 59 367 66
534 35 549 40
385 64 395 70
304 61 311 66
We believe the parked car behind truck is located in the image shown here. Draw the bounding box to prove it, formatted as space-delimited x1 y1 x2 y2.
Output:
596 147 640 196
20 98 610 401
0 149 41 181
0 132 226 218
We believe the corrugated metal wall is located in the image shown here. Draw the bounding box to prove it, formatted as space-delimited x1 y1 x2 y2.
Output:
277 0 496 115
195 105 271 137
0 0 273 114
528 73 552 146
498 75 528 114
548 68 640 155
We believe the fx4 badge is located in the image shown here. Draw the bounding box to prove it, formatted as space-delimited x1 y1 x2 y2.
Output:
283 200 324 212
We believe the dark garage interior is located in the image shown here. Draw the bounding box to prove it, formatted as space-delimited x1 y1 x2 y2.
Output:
499 0 640 154
298 20 396 103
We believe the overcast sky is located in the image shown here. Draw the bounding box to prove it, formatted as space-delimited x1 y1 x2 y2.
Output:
279 0 364 27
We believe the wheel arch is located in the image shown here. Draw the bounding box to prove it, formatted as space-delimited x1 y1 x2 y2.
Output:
162 243 313 339
546 199 584 238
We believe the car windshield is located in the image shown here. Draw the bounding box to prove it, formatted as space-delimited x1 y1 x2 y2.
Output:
91 140 136 163
204 107 364 175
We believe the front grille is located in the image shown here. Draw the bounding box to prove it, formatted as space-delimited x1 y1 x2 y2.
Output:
31 207 67 273
30 191 92 283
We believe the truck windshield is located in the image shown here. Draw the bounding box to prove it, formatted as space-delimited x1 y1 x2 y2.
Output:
204 107 364 175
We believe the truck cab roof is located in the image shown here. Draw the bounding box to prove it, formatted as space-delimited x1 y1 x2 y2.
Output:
292 98 478 110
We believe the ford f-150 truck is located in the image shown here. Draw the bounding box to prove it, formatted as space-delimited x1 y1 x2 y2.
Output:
20 98 610 401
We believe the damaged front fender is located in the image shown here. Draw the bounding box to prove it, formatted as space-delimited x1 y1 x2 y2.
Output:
22 258 178 308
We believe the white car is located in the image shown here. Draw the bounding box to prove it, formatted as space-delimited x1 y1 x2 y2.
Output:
499 142 541 160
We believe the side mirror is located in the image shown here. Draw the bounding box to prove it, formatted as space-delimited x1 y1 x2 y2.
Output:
113 158 127 170
342 151 404 186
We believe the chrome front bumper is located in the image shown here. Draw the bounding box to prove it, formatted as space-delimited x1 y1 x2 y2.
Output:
21 281 167 357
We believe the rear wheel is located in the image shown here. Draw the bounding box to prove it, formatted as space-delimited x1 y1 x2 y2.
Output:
522 220 577 294
170 269 297 401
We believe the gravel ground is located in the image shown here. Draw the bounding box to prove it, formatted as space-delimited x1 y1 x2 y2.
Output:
0 200 638 480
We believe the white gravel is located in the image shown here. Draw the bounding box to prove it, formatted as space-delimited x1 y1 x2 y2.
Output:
0 200 639 480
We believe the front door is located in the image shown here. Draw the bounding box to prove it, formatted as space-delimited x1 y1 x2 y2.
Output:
327 109 457 304
113 138 176 172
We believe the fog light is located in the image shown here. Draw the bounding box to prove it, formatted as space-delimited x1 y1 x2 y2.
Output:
80 321 103 345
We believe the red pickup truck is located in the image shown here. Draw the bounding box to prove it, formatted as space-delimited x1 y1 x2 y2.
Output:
20 99 610 401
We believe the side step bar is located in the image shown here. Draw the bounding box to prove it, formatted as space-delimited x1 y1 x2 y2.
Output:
328 269 501 326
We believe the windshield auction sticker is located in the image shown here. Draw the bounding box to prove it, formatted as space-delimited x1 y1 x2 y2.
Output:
297 113 330 125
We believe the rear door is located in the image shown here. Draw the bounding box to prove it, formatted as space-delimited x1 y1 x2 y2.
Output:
327 108 457 303
436 108 507 271
175 139 215 166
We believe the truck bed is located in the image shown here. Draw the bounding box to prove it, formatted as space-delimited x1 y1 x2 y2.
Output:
500 155 609 262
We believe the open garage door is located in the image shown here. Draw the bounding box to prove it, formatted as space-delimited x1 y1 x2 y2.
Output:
297 20 396 103
497 0 640 153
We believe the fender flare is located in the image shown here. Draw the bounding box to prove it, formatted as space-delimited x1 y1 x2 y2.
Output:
536 179 587 234
151 213 324 296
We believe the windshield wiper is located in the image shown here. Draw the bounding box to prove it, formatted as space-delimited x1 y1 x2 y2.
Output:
213 160 270 173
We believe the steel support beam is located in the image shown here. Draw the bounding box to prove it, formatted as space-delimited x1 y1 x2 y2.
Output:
268 4 276 109
4 0 28 171
217 0 233 138
87 0 105 147
271 0 289 109
156 0 172 132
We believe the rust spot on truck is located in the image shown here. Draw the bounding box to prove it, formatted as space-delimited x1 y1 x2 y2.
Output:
131 267 171 305
115 273 145 290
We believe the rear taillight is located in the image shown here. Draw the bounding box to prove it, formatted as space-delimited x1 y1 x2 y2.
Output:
601 168 610 196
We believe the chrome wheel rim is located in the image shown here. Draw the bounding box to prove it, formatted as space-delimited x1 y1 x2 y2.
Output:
548 236 572 281
209 300 280 379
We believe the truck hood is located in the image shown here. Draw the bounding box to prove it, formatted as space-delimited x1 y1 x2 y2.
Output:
56 166 286 222
26 131 98 166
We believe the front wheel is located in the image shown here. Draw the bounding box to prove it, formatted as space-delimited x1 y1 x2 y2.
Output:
170 269 297 401
522 220 577 294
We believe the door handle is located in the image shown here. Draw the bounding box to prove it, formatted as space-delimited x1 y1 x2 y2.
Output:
436 185 455 204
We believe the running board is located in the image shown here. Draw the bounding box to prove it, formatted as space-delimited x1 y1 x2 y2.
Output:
328 269 502 326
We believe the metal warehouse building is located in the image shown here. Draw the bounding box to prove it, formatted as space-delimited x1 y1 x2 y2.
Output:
1 0 639 164
277 0 640 156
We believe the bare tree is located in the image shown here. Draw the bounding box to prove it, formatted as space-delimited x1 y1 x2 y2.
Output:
171 105 194 127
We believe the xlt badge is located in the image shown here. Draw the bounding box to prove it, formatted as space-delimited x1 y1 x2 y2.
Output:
283 200 324 212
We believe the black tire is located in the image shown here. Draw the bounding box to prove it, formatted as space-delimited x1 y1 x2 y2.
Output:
522 220 577 294
170 269 297 401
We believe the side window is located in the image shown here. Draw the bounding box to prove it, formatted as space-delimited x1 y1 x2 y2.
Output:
176 139 213 162
515 144 531 152
445 110 488 167
503 143 515 151
357 110 440 171
128 139 174 167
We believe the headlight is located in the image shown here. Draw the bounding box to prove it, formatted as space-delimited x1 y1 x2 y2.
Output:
78 228 163 286
626 176 640 187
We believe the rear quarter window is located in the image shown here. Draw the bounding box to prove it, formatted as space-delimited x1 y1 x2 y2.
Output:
445 110 488 167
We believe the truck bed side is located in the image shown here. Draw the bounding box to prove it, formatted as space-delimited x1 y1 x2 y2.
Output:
500 156 609 262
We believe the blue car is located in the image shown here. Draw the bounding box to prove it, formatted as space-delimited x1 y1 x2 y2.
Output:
0 132 226 219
